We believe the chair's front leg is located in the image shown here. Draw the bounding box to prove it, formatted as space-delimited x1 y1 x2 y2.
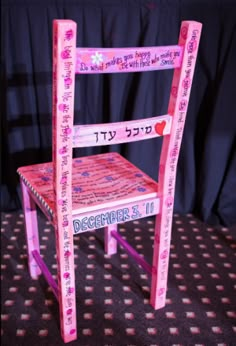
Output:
20 179 41 279
104 225 118 255
55 224 77 343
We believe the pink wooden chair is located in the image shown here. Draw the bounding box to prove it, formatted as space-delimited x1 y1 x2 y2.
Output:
17 19 202 343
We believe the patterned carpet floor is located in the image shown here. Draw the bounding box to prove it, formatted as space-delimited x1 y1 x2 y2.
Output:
1 211 236 345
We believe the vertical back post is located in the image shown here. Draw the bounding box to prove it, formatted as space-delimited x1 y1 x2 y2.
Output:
52 20 77 342
151 21 202 309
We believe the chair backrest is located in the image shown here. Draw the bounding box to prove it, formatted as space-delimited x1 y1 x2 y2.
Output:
52 19 202 238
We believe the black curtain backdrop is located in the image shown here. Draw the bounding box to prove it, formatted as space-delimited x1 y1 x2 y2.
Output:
1 0 236 226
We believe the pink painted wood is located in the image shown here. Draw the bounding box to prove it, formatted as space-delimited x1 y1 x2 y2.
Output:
111 230 152 274
150 21 202 309
76 45 183 74
72 194 160 233
72 114 172 147
104 225 118 255
20 180 41 279
17 19 202 343
18 152 159 219
52 20 77 342
32 250 59 300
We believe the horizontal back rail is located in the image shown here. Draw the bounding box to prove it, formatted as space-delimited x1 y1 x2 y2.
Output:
72 114 172 147
75 46 183 74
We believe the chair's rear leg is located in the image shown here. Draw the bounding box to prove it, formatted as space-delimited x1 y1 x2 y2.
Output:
150 19 202 310
20 179 41 279
150 212 171 310
104 225 118 255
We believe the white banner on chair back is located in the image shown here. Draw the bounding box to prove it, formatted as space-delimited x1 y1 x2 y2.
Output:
76 46 183 74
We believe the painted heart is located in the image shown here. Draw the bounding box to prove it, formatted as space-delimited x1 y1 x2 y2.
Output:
155 121 166 136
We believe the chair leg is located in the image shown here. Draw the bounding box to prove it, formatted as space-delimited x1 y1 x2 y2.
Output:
20 179 41 279
150 213 171 310
55 225 77 342
57 263 77 342
104 225 118 255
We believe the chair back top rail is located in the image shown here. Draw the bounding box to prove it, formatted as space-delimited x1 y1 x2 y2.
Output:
75 45 183 74
72 114 172 147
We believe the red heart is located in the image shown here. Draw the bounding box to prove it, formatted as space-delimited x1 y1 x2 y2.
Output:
155 121 166 135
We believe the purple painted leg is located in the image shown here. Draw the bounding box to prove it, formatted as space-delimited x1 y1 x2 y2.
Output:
104 225 117 255
20 179 41 279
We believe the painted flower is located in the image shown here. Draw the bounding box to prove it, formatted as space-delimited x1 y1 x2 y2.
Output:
105 176 113 182
64 77 72 86
62 220 68 227
81 171 90 177
91 52 103 65
74 186 82 193
65 29 74 41
137 186 146 192
59 146 67 155
63 272 70 279
68 287 75 294
158 288 165 296
41 176 50 182
61 49 71 59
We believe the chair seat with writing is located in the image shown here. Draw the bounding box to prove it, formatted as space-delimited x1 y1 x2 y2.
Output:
18 152 159 233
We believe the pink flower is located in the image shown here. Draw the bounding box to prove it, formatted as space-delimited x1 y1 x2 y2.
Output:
63 272 70 279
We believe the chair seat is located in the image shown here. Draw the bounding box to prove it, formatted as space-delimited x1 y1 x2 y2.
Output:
18 152 158 219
